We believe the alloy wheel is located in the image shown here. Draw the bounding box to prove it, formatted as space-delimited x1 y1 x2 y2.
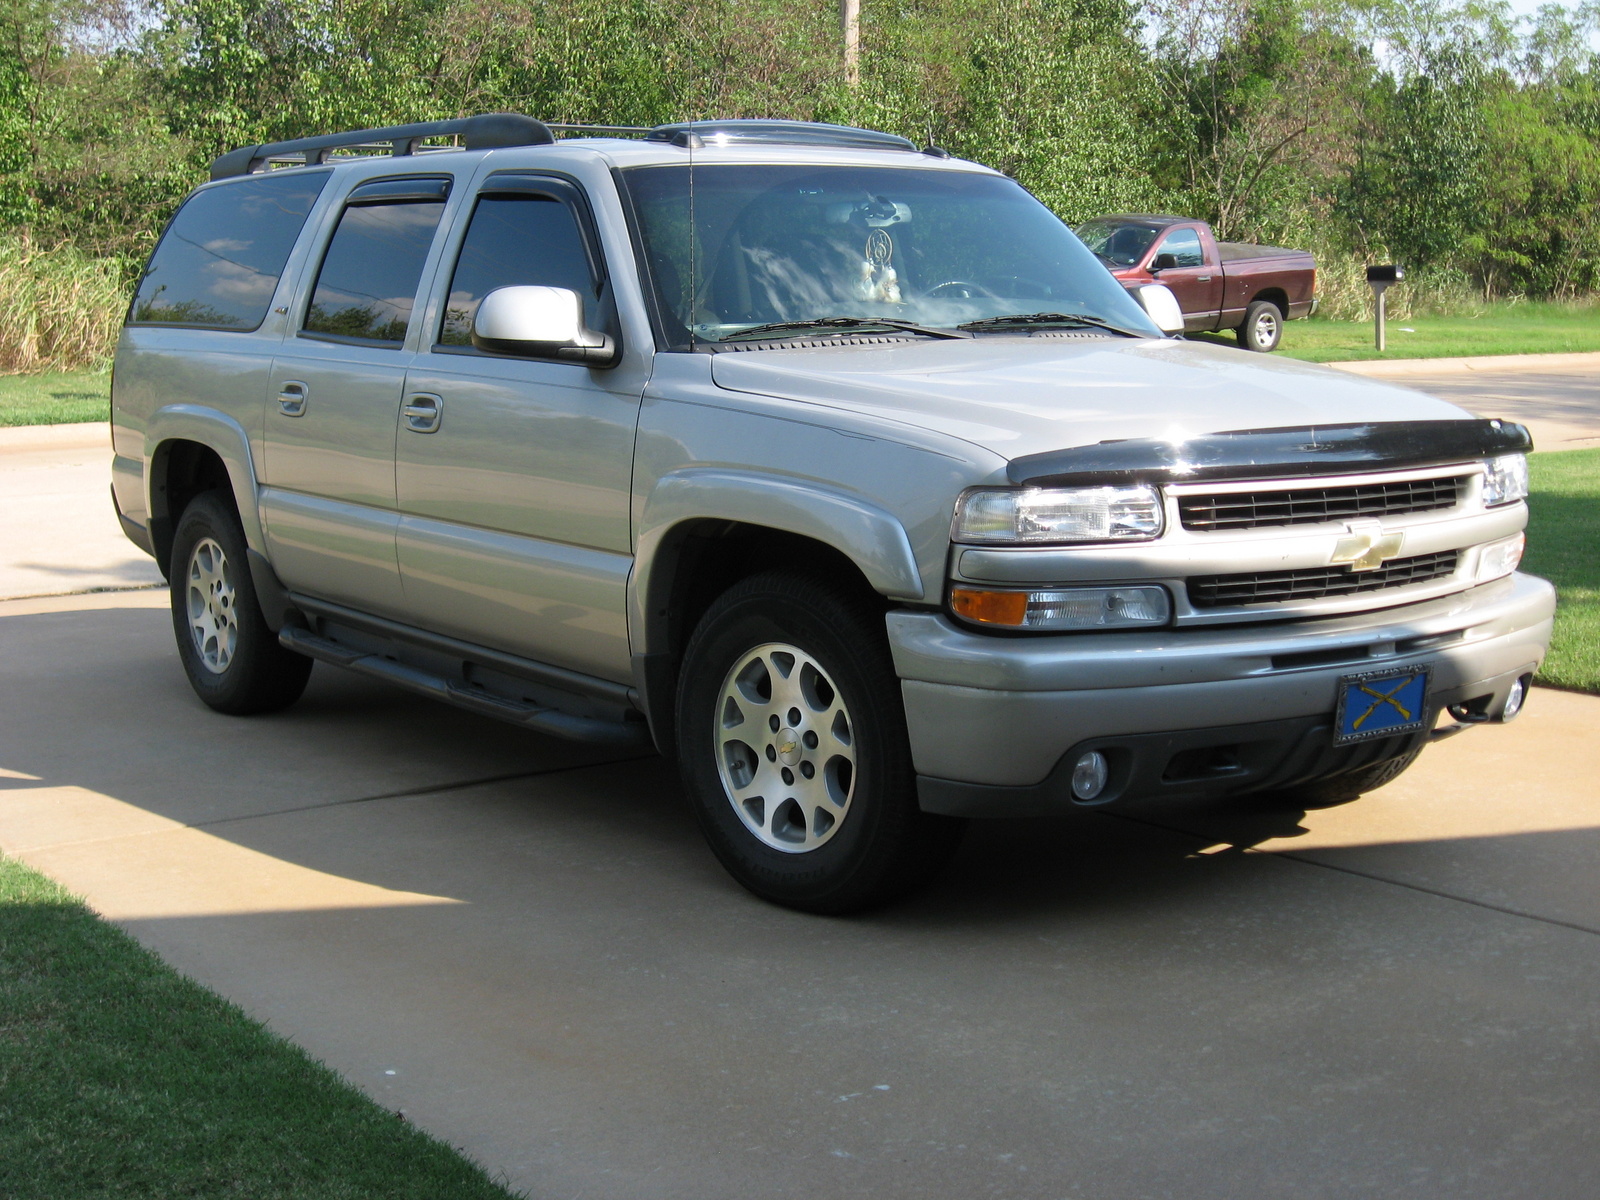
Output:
714 641 856 852
186 536 238 673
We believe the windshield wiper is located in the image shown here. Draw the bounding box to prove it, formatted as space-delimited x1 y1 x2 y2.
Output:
721 316 971 342
958 312 1151 338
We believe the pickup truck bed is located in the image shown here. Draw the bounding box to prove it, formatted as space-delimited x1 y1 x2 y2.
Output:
1077 214 1316 350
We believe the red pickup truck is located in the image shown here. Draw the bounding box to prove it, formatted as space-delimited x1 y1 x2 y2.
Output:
1075 215 1317 352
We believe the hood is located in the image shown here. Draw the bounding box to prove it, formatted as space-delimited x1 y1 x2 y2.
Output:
709 337 1471 460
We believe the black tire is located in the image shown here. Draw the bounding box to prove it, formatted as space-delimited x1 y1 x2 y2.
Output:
1259 745 1423 810
675 571 965 914
169 492 312 715
1237 300 1284 352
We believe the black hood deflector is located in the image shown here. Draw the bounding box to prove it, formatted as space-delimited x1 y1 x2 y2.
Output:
1008 420 1533 487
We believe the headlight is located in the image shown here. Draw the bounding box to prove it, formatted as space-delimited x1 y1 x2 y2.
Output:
1481 453 1529 507
1476 533 1525 583
953 485 1164 544
951 585 1171 630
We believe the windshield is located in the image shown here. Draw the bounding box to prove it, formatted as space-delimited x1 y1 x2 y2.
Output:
1075 219 1162 267
622 165 1161 347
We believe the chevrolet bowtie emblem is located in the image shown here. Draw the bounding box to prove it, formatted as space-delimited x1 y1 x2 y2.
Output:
1330 520 1405 572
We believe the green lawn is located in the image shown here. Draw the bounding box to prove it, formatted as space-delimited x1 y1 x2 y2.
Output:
0 370 111 426
1525 447 1600 694
1270 301 1600 363
0 853 521 1200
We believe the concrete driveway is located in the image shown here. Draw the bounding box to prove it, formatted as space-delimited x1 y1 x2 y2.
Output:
1336 351 1600 451
3 403 1600 1199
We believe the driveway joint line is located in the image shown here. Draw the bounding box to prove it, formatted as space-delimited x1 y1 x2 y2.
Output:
3 756 659 855
186 755 660 832
1103 810 1600 940
1 582 166 602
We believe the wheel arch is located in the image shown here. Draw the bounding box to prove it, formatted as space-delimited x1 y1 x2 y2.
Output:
629 471 927 753
145 405 266 574
1248 287 1289 316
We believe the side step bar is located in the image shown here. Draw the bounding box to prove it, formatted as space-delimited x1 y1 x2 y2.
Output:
279 627 653 749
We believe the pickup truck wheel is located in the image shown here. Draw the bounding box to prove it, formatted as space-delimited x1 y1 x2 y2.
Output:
1238 300 1283 352
676 572 965 914
169 492 312 715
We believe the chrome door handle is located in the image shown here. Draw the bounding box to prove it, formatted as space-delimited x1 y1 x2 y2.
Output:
1197 275 1212 281
402 393 443 434
277 381 308 417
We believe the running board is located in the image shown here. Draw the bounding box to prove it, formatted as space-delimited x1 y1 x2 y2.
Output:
278 627 652 748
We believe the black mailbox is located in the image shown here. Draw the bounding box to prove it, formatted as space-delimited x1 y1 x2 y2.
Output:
1366 264 1403 283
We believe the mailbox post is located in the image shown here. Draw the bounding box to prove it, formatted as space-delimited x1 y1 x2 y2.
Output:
1366 264 1403 351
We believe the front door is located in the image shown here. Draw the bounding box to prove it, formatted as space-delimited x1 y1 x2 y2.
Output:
394 174 644 683
1149 227 1224 333
259 176 451 618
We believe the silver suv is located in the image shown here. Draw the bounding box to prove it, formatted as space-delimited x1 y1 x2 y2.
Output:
110 114 1554 912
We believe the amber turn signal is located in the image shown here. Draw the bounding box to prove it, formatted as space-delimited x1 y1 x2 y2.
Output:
950 587 1029 626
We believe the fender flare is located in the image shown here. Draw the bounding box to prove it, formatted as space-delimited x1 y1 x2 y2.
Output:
629 469 925 654
145 404 268 559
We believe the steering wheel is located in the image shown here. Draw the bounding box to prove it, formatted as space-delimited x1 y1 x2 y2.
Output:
924 280 1000 300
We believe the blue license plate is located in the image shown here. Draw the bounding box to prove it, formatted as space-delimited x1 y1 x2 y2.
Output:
1334 665 1431 744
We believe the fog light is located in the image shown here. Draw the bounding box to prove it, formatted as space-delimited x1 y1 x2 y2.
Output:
1502 675 1529 721
1071 751 1109 801
1476 533 1525 583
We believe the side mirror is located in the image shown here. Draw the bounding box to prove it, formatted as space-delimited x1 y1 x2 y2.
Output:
1129 283 1185 335
471 286 617 365
1150 252 1178 272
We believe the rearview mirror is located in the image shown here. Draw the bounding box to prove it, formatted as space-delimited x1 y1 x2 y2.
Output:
1128 284 1185 335
1150 252 1178 271
471 286 617 365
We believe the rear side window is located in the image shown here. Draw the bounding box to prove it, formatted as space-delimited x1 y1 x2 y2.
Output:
439 190 598 345
303 178 449 345
130 172 329 330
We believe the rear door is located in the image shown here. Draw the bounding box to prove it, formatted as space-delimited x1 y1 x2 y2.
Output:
259 175 452 618
1148 226 1224 333
393 172 644 683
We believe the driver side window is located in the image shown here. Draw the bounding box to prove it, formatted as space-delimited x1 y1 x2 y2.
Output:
1154 228 1204 269
439 184 600 346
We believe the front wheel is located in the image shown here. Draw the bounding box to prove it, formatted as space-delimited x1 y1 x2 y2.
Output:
675 572 964 914
169 492 313 715
1237 300 1284 352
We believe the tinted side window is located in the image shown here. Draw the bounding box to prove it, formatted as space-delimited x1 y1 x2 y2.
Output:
130 172 328 330
440 194 596 345
1157 228 1204 268
304 194 447 344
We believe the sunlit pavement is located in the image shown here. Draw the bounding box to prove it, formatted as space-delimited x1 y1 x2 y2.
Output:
3 394 1599 1197
1337 351 1600 452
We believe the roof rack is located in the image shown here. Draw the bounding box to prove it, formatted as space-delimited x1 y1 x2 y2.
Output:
644 120 921 152
547 123 654 136
209 113 556 180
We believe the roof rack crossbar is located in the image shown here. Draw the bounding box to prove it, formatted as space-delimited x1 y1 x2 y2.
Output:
210 113 556 180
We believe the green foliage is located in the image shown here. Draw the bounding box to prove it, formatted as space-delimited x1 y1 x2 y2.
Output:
1 0 1599 358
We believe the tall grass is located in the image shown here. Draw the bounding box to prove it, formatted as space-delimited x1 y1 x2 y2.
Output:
1310 250 1489 322
0 236 129 372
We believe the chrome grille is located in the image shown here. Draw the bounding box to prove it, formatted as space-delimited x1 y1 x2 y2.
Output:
1178 475 1467 532
1187 551 1461 609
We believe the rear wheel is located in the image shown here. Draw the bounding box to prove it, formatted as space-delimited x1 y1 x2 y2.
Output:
675 571 964 914
1237 300 1283 352
169 492 312 715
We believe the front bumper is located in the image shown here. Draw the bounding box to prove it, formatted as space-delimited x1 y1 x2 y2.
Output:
886 572 1554 815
